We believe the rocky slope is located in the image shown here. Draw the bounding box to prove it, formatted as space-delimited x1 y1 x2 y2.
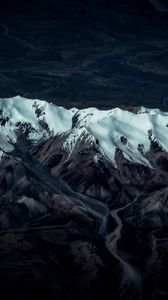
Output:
1 96 168 299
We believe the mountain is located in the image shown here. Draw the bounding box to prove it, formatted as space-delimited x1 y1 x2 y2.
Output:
1 95 168 166
1 96 168 299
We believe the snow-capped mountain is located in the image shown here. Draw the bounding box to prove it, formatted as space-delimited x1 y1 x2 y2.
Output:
1 96 168 169
1 96 168 300
0 96 75 157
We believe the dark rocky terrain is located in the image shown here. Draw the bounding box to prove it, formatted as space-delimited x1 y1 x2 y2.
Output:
1 104 168 299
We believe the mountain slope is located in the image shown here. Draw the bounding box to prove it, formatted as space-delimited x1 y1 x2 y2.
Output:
0 95 75 158
1 96 168 167
1 96 168 299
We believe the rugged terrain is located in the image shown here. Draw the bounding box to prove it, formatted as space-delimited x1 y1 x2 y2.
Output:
0 96 168 299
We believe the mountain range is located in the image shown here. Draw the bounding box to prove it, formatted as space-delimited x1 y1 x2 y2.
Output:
0 96 168 299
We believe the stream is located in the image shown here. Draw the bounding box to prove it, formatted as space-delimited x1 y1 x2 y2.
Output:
106 194 142 294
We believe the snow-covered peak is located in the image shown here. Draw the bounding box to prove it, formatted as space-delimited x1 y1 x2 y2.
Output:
65 105 168 168
0 95 74 134
0 96 168 168
0 95 75 157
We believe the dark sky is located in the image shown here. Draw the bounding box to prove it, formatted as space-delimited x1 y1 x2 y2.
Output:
0 0 168 109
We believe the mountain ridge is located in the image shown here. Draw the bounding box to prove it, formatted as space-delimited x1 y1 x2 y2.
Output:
1 95 168 169
0 96 168 299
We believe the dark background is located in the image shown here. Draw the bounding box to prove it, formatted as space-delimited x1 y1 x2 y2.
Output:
0 0 168 109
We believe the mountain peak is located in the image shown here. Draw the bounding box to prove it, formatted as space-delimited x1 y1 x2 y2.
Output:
0 96 74 158
0 96 168 169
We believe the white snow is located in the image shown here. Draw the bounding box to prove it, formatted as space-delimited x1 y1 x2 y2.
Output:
0 95 75 156
0 96 168 168
64 105 168 168
87 108 153 167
